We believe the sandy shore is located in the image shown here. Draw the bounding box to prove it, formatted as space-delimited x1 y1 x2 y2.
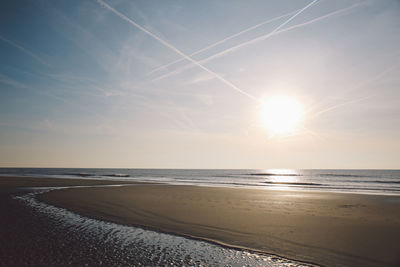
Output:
2 176 400 266
37 184 400 267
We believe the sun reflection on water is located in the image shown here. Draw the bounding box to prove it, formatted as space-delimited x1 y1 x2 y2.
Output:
263 169 300 190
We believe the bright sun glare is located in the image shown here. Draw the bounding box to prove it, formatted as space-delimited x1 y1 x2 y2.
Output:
260 95 305 136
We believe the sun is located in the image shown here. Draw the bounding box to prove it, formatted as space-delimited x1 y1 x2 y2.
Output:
260 95 305 135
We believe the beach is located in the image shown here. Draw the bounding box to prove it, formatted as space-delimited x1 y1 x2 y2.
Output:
2 176 400 266
40 182 400 266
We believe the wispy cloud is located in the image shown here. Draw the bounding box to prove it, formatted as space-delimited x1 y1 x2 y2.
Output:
311 95 373 119
0 73 106 120
0 73 68 105
45 4 118 75
152 2 362 83
0 34 49 66
185 73 215 85
147 6 306 76
307 63 399 120
95 0 260 102
96 0 319 103
1 65 118 99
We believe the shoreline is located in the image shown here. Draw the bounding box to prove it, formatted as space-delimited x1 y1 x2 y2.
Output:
2 174 400 197
2 176 400 266
0 176 148 188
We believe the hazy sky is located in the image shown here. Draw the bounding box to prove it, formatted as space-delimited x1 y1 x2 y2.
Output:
1 0 399 168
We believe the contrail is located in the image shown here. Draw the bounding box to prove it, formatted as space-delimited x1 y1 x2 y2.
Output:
211 2 361 61
95 0 262 102
96 0 318 102
147 7 304 76
0 35 48 66
311 95 373 119
153 2 361 83
310 63 399 119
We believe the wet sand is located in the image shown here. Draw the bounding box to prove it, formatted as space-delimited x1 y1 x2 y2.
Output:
0 176 314 266
0 177 158 266
0 176 142 188
40 184 400 267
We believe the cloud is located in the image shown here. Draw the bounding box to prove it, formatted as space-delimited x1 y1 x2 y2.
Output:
309 63 400 120
95 0 260 102
185 73 215 85
96 0 321 103
0 73 106 120
147 5 307 76
0 34 49 66
151 2 362 83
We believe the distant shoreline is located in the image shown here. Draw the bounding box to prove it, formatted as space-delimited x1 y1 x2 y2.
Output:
1 168 400 196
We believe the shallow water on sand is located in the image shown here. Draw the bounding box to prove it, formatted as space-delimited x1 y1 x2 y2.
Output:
2 168 400 195
13 188 318 267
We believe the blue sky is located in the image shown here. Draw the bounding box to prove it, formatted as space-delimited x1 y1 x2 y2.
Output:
1 0 399 168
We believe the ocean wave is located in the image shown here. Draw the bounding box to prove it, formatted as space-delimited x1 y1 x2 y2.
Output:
62 172 131 178
63 173 96 177
105 174 130 178
264 181 323 186
369 180 400 184
318 174 370 178
250 173 303 177
314 186 400 192
324 179 400 184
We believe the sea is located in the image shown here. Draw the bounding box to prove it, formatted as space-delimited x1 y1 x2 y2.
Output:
1 168 400 195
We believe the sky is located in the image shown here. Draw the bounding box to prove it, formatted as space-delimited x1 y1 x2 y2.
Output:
0 0 399 169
